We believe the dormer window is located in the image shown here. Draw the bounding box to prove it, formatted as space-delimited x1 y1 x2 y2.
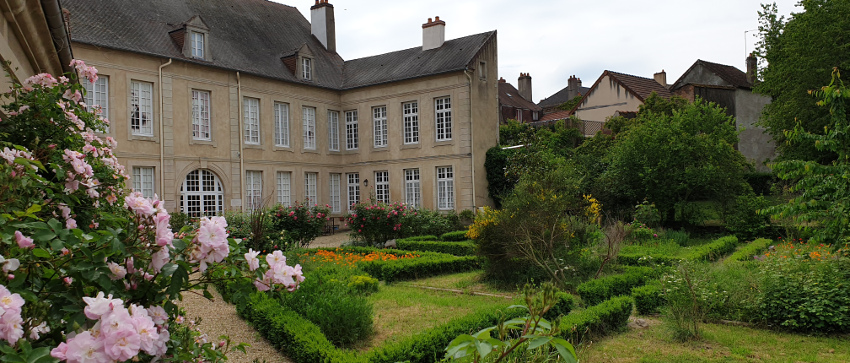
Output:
302 57 312 81
191 31 205 59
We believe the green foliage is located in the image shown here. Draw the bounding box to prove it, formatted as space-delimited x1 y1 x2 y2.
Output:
576 267 661 306
485 146 518 208
631 284 664 315
269 202 330 248
543 291 576 321
599 96 750 225
755 1 850 162
682 236 739 262
224 209 277 252
765 70 850 245
558 296 634 343
169 211 193 231
499 119 535 146
633 200 661 228
347 202 409 246
724 238 773 263
556 95 583 112
401 235 440 242
396 240 477 256
661 262 715 341
441 230 470 241
348 274 380 295
617 236 739 266
334 247 480 283
725 193 772 241
743 172 778 196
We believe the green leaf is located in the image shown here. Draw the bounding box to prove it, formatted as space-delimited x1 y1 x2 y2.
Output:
474 340 493 359
526 336 552 350
31 248 51 259
551 338 577 363
26 347 56 363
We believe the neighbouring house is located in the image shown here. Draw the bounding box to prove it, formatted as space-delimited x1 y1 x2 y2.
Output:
669 56 774 171
0 0 73 96
62 0 499 217
538 75 589 113
498 73 541 124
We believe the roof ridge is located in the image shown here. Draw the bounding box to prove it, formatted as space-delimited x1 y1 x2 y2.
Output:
343 30 496 63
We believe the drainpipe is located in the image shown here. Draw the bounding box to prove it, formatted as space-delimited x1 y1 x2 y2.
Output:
237 72 245 212
464 68 476 212
40 0 73 74
159 58 172 203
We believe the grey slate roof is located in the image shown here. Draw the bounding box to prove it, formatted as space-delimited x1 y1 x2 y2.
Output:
63 0 494 90
538 84 590 109
669 59 752 91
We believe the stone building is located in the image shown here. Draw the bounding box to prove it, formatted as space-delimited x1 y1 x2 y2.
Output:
498 74 541 124
62 0 499 217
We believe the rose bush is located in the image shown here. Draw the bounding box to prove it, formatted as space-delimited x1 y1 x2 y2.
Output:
0 61 303 362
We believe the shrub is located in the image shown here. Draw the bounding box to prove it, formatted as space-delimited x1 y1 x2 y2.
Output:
633 200 661 228
543 291 576 320
632 284 664 315
401 208 463 237
683 236 739 261
626 222 658 242
347 202 408 246
559 296 634 342
725 238 773 263
169 211 193 231
726 193 771 241
395 240 477 256
400 235 440 242
270 201 330 248
348 274 380 295
577 267 660 306
440 230 470 241
225 209 276 252
661 262 729 341
359 252 479 283
661 229 691 246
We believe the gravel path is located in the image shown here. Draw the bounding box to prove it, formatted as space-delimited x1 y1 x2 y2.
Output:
177 232 352 363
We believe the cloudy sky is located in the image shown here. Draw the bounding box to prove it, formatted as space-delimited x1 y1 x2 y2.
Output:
279 0 800 103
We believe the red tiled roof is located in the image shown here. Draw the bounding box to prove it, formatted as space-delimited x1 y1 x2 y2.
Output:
539 109 573 122
606 71 673 101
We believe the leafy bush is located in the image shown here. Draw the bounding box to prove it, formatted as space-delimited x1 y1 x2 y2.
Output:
661 229 691 247
401 235 440 242
632 284 664 315
402 208 463 237
358 251 479 283
225 209 276 252
577 267 660 306
543 290 576 320
683 236 739 261
395 240 477 256
633 200 661 228
270 202 330 248
743 172 778 196
440 230 470 241
348 274 380 295
169 211 193 231
347 202 408 246
559 296 634 342
726 193 771 241
661 262 731 341
626 222 658 242
725 238 773 263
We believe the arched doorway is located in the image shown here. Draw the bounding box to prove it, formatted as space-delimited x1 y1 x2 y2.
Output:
180 169 224 217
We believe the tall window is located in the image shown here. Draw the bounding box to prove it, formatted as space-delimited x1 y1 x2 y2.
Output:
404 168 420 208
180 169 224 217
328 110 340 151
276 171 291 207
345 110 359 150
244 97 259 144
192 90 211 140
375 171 390 204
437 166 454 210
246 171 263 211
302 57 312 81
132 166 155 199
403 102 419 144
515 109 522 122
347 173 360 210
130 81 153 136
303 107 316 150
305 172 317 205
329 173 341 213
373 106 387 147
191 31 204 59
435 97 452 141
83 76 108 131
274 102 290 147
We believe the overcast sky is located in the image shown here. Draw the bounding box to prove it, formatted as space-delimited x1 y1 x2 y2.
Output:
279 0 800 103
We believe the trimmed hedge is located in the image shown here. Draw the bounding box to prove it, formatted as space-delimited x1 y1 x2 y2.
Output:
395 240 477 256
617 253 680 266
559 296 634 342
440 230 470 241
401 235 440 242
576 267 661 306
631 284 664 315
684 236 739 261
230 287 525 363
543 291 576 320
724 238 772 263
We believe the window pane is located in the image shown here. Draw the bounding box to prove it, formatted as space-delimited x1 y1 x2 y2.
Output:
244 98 260 144
130 81 153 136
345 110 359 150
436 97 452 141
375 171 389 204
328 111 340 151
403 102 419 144
347 173 360 211
373 106 387 147
404 168 420 208
303 107 316 149
246 171 263 211
192 90 211 140
275 103 290 147
330 173 341 213
437 166 454 210
277 171 291 207
305 172 317 205
180 170 224 217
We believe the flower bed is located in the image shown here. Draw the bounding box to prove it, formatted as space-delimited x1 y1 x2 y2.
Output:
300 248 421 267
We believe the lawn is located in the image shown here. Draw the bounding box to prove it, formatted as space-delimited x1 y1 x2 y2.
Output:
580 318 850 363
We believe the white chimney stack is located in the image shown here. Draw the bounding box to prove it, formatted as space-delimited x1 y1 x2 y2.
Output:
422 16 445 51
311 0 336 52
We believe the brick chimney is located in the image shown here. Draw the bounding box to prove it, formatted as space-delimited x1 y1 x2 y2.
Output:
746 53 758 85
518 73 532 101
654 70 667 88
567 75 581 98
422 16 445 51
498 77 506 83
311 0 336 52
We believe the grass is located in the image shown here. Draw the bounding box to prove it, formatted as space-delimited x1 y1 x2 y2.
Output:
620 238 717 258
580 318 850 363
363 281 519 349
398 270 517 296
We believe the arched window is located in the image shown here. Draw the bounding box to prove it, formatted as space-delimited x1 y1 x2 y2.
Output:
180 169 224 217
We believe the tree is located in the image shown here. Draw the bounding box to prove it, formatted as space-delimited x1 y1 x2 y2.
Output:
755 1 850 163
599 98 751 225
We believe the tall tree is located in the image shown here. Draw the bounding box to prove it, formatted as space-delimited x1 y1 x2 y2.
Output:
755 1 850 163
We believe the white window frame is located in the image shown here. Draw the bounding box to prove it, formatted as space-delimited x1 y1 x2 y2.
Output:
305 172 317 206
244 97 260 144
435 97 452 141
345 110 359 150
302 57 312 81
347 173 360 211
83 76 109 132
437 166 454 210
132 166 155 199
303 107 316 150
274 102 290 147
373 106 387 148
375 171 390 204
328 110 340 151
404 168 420 208
276 171 291 207
180 169 224 217
191 31 205 59
245 170 263 211
329 173 341 213
403 101 419 144
130 80 154 136
192 90 211 140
